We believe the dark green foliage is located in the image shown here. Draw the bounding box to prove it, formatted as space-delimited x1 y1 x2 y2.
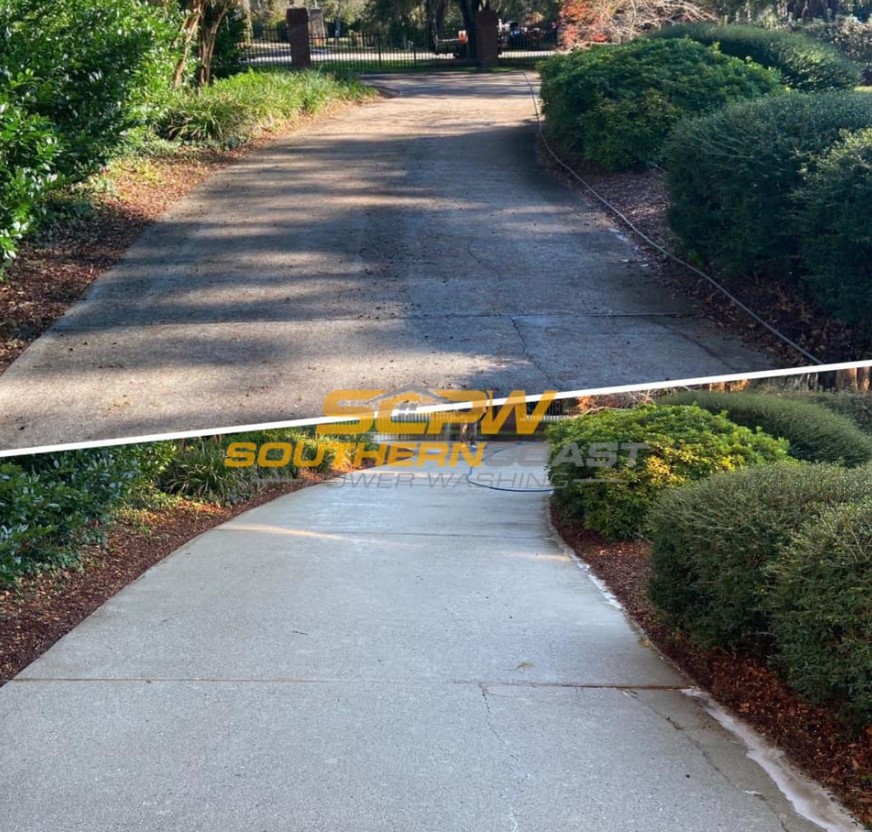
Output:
795 129 872 325
0 97 59 260
0 0 179 183
661 390 872 466
777 390 872 437
211 9 248 80
665 92 872 282
539 38 781 171
0 447 143 583
768 499 872 728
0 0 178 261
647 462 872 651
651 24 859 91
547 404 789 540
157 438 257 504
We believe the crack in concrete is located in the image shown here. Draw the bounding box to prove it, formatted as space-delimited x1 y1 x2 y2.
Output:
509 316 557 390
479 684 531 832
624 690 800 832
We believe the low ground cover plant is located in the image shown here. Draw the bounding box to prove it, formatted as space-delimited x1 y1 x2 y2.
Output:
539 38 782 170
0 429 350 587
651 23 859 91
547 403 789 539
661 390 872 465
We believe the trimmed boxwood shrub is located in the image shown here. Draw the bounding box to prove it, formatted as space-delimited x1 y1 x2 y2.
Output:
661 390 872 466
547 404 789 540
665 92 872 282
768 499 872 727
651 23 859 91
778 390 872 436
795 129 872 325
539 38 782 171
647 462 872 651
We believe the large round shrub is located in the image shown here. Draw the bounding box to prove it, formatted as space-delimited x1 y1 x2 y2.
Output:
661 390 872 466
796 129 872 325
0 0 179 183
548 404 789 540
647 462 872 651
768 499 872 728
665 92 872 282
651 23 859 91
539 38 782 171
778 390 872 437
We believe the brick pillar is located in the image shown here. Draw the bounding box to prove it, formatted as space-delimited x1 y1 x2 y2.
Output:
475 8 499 68
286 8 311 69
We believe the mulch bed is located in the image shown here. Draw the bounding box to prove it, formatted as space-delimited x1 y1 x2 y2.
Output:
543 148 870 368
551 507 872 829
0 102 365 374
0 472 328 686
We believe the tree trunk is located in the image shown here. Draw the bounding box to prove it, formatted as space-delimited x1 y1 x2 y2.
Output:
173 5 204 88
197 8 230 86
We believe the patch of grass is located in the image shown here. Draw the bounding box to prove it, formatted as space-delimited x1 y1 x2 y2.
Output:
155 69 375 147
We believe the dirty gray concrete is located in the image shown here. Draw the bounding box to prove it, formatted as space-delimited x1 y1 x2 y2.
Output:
0 73 771 451
0 447 842 832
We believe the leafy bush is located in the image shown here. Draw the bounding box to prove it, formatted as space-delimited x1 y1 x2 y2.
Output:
661 390 872 466
0 97 59 260
156 70 372 146
548 404 789 539
795 129 872 325
539 38 781 171
0 447 143 584
652 23 859 91
0 0 179 182
665 92 872 281
647 462 872 650
768 499 872 727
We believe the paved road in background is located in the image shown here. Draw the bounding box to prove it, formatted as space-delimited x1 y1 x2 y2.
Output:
0 73 770 451
0 446 838 831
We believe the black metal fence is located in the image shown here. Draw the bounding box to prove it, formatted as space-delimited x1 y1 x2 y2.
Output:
243 24 557 71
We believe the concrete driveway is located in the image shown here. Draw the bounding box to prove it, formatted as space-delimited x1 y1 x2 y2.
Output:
0 446 850 832
0 73 771 451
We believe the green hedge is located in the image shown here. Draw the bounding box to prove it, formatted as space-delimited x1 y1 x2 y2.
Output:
796 129 872 325
651 23 859 91
647 462 872 651
548 404 789 539
777 390 872 436
539 38 781 171
665 92 872 283
768 499 872 727
661 390 872 466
